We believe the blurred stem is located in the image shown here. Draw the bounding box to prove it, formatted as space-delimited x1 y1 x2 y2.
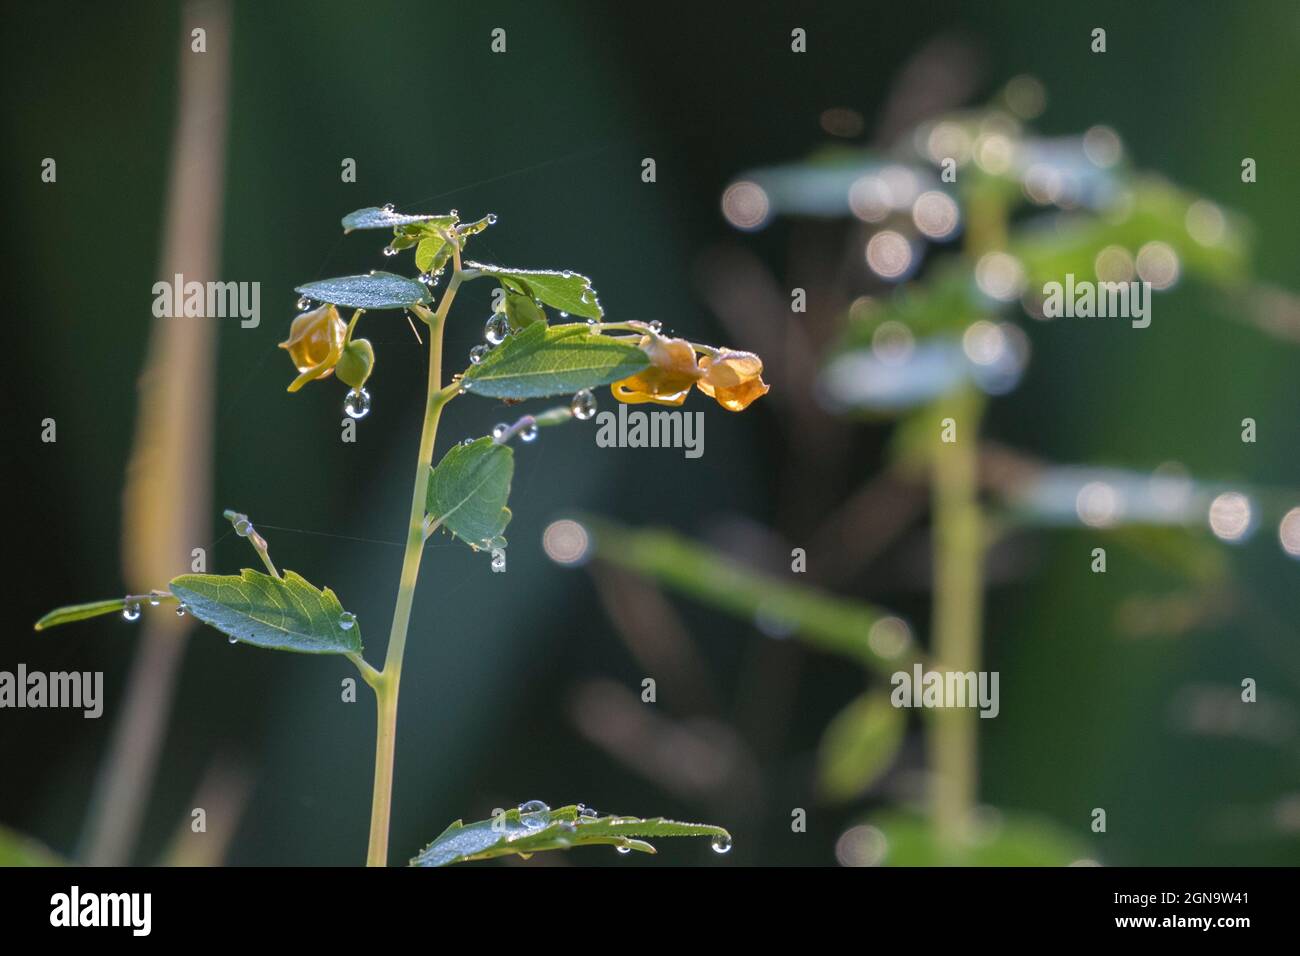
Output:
365 264 461 867
928 386 986 855
926 173 1003 856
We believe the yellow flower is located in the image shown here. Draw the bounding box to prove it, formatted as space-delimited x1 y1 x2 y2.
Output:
611 335 703 407
279 304 346 392
696 349 769 411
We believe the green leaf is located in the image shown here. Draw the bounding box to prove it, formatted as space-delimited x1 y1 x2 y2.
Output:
426 437 513 547
34 598 127 631
411 805 730 867
341 206 455 232
466 262 604 319
414 214 494 274
295 272 431 310
585 520 912 674
461 323 648 399
0 824 65 866
861 811 1088 866
168 569 362 654
817 691 907 802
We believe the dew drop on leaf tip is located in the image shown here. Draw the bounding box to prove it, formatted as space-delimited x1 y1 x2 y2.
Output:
121 601 141 622
711 834 733 854
520 424 539 443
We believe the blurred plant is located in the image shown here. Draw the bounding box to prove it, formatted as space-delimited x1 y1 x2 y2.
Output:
568 77 1297 865
34 204 771 866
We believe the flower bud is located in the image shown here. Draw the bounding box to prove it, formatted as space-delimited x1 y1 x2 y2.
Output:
504 291 546 331
279 304 347 392
335 337 375 389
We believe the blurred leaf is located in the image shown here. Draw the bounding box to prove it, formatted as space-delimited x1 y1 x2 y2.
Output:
411 805 729 867
295 272 431 310
588 521 912 674
34 598 127 631
461 323 647 399
426 437 513 548
864 811 1088 866
466 262 604 319
169 570 362 654
341 206 455 232
0 825 65 866
818 691 907 802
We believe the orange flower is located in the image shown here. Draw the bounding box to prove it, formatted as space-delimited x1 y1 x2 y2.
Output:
611 335 703 407
279 304 346 392
696 349 769 411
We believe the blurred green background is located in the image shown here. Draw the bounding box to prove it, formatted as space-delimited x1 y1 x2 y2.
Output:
3 0 1297 866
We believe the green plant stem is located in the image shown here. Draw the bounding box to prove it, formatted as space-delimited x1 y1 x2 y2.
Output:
928 387 986 856
364 268 462 867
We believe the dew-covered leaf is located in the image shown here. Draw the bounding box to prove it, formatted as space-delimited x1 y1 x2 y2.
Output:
295 272 431 310
817 691 907 802
168 569 361 654
34 598 128 631
341 206 456 232
410 805 730 867
461 323 648 399
426 437 513 547
466 262 604 319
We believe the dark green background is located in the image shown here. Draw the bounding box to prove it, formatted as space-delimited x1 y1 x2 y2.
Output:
4 0 1297 865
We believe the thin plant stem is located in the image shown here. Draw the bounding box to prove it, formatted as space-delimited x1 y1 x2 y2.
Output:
928 386 986 855
364 258 463 867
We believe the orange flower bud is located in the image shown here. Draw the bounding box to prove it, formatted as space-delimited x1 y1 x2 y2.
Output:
279 304 346 392
696 349 769 411
611 335 703 407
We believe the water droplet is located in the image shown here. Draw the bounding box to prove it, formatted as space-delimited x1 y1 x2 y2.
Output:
147 596 161 607
339 611 357 631
577 804 598 819
616 845 632 855
570 389 597 420
648 320 663 333
486 213 498 224
558 311 568 318
520 424 539 443
175 604 188 618
419 272 434 285
711 834 733 854
344 388 371 420
228 635 238 644
484 314 509 345
382 245 398 257
469 344 490 364
518 800 550 829
449 208 458 217
296 295 312 311
234 518 253 537
121 601 141 622
489 535 507 550
491 423 510 442
381 203 395 213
